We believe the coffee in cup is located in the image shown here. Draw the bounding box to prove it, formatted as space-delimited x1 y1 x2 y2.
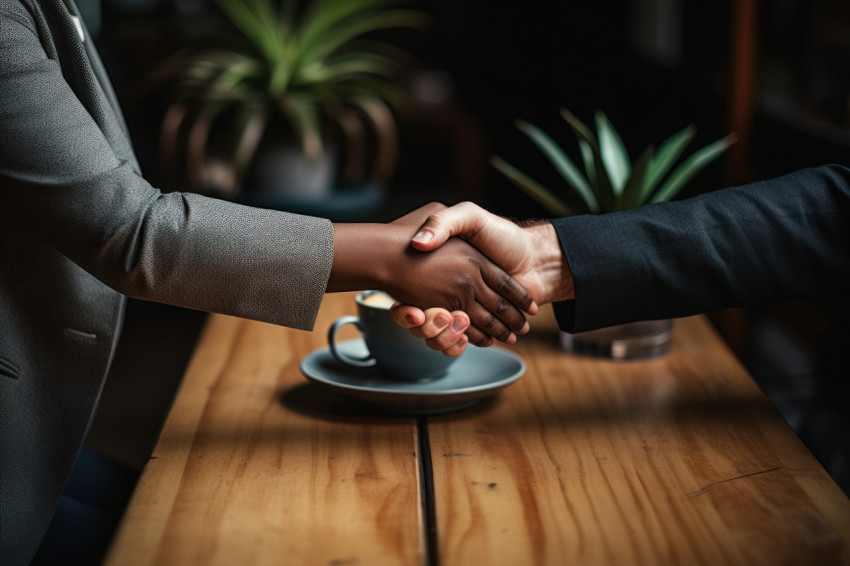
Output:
328 290 459 380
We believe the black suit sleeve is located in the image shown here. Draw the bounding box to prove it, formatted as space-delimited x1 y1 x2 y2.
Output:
550 165 850 332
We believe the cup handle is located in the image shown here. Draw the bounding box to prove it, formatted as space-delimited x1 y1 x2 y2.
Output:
328 316 376 367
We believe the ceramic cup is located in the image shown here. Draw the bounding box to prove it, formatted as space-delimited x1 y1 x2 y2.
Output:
328 290 458 380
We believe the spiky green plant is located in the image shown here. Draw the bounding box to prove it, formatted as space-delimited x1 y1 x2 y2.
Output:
150 0 427 194
492 108 736 216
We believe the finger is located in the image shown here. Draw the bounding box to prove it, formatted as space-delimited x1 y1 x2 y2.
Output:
391 202 447 227
411 201 488 251
425 334 467 354
424 311 470 351
465 325 493 348
467 301 517 345
408 309 452 339
408 308 453 339
442 334 469 357
479 263 537 324
390 303 426 328
470 269 529 336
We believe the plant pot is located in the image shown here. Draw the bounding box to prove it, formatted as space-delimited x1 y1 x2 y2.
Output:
246 142 337 200
559 319 673 360
239 141 385 220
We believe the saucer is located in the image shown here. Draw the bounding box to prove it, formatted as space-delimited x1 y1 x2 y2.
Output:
299 339 526 415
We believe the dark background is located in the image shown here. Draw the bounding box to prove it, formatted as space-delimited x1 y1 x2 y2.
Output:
80 0 850 497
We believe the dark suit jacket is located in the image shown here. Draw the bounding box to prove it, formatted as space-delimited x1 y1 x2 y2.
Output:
550 165 850 332
0 1 334 563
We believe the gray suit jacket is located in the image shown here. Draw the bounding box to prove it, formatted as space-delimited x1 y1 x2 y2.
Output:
0 1 334 562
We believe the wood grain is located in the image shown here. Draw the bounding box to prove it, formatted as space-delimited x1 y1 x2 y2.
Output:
428 310 850 565
104 294 850 566
103 293 423 566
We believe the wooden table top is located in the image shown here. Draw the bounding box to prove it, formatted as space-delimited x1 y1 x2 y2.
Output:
104 292 850 565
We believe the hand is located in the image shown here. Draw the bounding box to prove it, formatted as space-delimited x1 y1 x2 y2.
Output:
412 202 571 305
387 203 535 346
395 202 574 355
328 203 536 345
391 305 470 357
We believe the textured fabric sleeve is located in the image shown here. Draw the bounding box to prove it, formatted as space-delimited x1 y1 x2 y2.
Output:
0 4 333 330
550 165 850 332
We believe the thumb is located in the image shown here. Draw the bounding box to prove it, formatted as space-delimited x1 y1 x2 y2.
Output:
410 202 486 251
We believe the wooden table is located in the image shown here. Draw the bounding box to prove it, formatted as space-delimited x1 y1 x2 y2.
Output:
104 292 850 565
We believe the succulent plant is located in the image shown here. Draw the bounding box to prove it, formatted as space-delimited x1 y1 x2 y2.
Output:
492 108 736 216
150 0 427 194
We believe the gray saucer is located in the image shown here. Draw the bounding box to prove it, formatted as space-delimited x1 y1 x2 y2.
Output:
300 339 526 415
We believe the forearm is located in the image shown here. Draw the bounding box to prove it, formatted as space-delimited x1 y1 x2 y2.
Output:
5 166 335 330
551 165 850 332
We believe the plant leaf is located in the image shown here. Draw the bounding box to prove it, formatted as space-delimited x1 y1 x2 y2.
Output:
300 0 387 46
212 0 282 63
642 124 695 202
297 52 399 84
491 156 574 217
617 145 653 210
651 134 737 203
595 110 631 196
209 55 265 92
301 10 427 66
186 100 232 190
325 102 367 181
560 108 614 212
515 120 598 213
578 140 596 187
230 105 268 192
348 95 398 181
159 101 190 177
278 94 323 160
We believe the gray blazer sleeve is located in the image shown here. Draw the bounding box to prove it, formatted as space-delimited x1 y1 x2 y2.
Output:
550 165 850 332
0 4 333 330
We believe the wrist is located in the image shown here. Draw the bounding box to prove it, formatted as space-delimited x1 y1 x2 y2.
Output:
328 223 398 293
527 221 574 304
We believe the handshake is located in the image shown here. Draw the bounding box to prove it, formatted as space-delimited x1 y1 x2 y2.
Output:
333 202 576 357
326 166 846 358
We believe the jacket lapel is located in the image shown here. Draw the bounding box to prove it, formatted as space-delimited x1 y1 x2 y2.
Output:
41 0 142 174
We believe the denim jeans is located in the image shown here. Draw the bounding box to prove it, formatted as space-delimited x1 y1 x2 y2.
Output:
31 448 138 565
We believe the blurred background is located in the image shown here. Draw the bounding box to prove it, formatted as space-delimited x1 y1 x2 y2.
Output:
80 0 850 496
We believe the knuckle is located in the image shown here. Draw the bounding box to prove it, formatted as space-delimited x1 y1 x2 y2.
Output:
499 275 531 307
498 273 517 294
457 275 475 293
419 325 438 339
436 335 456 350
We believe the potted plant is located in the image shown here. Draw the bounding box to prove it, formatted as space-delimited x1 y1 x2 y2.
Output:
150 0 426 216
492 108 736 359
